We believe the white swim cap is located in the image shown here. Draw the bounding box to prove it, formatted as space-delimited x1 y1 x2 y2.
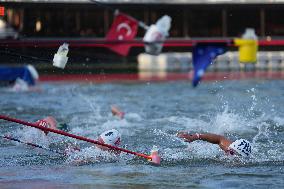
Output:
229 139 252 157
99 129 121 146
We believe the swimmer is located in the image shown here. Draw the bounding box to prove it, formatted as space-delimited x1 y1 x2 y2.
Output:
177 132 252 157
111 105 125 119
67 129 121 165
36 116 69 135
36 116 121 154
34 116 79 152
96 129 121 151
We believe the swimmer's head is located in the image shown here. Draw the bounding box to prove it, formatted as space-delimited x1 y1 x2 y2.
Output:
37 116 57 135
43 116 57 129
229 139 252 157
98 129 121 146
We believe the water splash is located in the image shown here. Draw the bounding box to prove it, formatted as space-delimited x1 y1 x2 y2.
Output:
1 81 284 167
66 146 120 165
209 105 255 135
13 127 50 148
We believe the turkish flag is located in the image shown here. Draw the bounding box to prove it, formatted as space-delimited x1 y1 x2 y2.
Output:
0 6 4 16
106 13 138 56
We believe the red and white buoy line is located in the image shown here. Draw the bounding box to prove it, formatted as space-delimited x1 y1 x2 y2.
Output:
0 115 161 165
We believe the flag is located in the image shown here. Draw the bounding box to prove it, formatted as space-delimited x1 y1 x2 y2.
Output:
143 15 171 55
0 6 4 16
192 43 227 87
0 66 36 86
106 13 138 56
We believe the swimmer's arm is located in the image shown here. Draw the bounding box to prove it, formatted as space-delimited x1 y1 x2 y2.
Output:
177 132 232 152
111 105 124 119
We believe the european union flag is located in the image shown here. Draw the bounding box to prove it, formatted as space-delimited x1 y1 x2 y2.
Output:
192 43 227 87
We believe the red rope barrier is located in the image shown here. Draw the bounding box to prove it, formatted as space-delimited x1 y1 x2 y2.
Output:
0 115 151 160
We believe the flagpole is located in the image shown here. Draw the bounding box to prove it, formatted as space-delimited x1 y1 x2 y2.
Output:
138 22 149 30
89 0 149 30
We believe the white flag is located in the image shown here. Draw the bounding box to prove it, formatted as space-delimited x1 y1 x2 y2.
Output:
143 15 171 55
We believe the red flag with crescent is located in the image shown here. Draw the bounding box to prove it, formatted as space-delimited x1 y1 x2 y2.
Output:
0 6 4 16
106 13 138 56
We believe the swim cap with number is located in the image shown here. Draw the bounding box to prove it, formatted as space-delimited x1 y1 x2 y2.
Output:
229 139 252 157
99 129 121 146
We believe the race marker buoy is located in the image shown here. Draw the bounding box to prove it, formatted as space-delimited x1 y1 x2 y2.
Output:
0 114 161 165
149 145 161 164
234 28 258 63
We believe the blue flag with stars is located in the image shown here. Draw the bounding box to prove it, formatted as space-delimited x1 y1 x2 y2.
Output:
192 43 227 87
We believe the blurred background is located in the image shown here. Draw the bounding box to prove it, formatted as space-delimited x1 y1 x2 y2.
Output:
1 0 284 76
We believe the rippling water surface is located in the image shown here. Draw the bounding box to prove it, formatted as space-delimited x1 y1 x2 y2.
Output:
0 79 284 189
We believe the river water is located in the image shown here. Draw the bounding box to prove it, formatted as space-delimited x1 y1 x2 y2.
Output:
0 79 283 189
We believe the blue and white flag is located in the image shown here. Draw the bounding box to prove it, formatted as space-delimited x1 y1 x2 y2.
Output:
0 65 37 86
192 43 227 87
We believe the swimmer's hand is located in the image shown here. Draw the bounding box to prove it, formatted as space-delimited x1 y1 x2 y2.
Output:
111 105 125 119
176 132 200 143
